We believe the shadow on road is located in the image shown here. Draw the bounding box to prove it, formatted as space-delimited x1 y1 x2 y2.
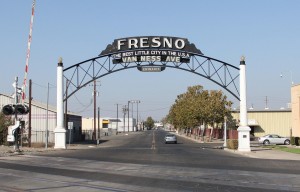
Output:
72 140 109 145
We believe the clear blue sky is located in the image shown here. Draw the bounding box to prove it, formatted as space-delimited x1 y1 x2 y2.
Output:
1 0 299 121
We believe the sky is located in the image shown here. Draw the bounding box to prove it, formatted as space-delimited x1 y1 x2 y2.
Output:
1 0 300 121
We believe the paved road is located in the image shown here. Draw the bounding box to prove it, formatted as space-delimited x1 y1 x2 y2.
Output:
0 129 299 191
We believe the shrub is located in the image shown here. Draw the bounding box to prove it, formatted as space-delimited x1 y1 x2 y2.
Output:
227 139 238 149
0 112 13 145
291 137 295 145
291 137 300 146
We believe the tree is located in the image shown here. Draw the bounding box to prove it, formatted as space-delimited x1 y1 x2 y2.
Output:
166 85 232 141
144 116 155 129
205 90 232 141
167 85 206 131
0 112 13 145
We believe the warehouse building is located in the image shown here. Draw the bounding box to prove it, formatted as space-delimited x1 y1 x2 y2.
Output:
81 117 137 139
231 109 292 138
0 93 82 144
231 84 300 138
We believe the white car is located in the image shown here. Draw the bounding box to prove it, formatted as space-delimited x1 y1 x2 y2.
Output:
258 134 290 145
164 134 177 144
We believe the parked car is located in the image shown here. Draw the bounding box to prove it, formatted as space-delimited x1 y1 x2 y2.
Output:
164 134 177 144
258 134 290 145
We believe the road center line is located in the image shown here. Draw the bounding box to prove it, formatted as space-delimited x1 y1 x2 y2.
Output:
151 131 156 150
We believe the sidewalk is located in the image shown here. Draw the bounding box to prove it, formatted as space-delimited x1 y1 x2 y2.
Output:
225 146 300 161
0 142 96 157
175 132 300 161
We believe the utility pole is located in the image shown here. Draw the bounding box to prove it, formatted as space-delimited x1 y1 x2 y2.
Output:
14 77 18 121
223 116 227 148
14 77 19 151
28 79 32 147
131 102 134 131
65 80 68 131
45 82 49 149
264 96 269 110
97 106 100 144
122 105 127 133
136 101 140 131
129 100 140 131
93 80 96 140
128 101 130 132
91 80 100 140
122 106 125 133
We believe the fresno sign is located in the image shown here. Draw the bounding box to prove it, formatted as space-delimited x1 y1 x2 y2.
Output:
117 37 186 50
100 36 203 65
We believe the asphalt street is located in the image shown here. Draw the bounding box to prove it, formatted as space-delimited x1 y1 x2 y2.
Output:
0 129 299 191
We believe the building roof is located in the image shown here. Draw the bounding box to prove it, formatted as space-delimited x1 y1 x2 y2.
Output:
231 109 291 113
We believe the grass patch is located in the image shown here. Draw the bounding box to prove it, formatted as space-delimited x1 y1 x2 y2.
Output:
263 145 300 154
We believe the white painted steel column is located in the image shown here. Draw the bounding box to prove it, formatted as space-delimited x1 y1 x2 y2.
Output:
54 57 66 149
237 56 251 151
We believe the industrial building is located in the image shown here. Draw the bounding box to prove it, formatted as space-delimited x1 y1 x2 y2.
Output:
81 117 137 139
231 109 292 138
0 93 82 144
231 84 300 138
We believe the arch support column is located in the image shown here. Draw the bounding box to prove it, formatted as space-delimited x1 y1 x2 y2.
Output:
54 57 66 149
237 56 251 152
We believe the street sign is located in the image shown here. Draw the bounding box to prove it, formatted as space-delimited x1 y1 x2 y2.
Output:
68 122 73 130
137 66 165 72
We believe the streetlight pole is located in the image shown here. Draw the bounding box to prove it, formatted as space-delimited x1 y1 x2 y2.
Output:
280 70 294 85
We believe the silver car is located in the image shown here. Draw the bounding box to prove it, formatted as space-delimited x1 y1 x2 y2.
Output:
258 134 290 145
165 134 177 144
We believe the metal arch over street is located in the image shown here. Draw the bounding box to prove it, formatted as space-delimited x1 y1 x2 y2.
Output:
63 51 240 101
56 36 251 152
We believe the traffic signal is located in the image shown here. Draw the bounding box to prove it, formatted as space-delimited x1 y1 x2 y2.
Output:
2 104 29 115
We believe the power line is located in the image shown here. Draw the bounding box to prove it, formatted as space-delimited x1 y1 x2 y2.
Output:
32 82 55 89
139 106 170 112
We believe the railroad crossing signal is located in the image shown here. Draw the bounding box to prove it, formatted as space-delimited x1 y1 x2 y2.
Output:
2 104 30 115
